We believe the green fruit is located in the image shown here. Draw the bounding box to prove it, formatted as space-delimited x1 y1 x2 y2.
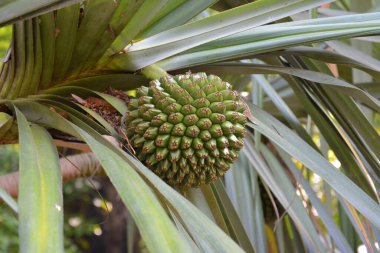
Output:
124 73 247 188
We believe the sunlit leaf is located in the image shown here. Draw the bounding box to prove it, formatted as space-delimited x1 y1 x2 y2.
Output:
15 107 63 253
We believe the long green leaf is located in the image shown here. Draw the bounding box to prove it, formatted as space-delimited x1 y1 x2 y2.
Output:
95 91 128 115
170 210 202 253
262 56 377 197
39 12 55 89
18 19 34 97
7 22 25 99
139 0 187 36
53 4 80 81
73 126 192 253
156 14 380 70
211 180 257 252
0 40 15 99
338 199 377 252
108 0 335 70
189 12 380 51
68 0 118 75
82 0 145 70
277 149 354 253
98 0 168 65
15 107 63 253
125 158 249 252
138 0 217 38
226 156 267 253
194 181 256 252
0 187 18 213
29 18 43 94
34 96 109 135
244 141 327 252
0 111 13 138
253 74 317 148
260 46 380 80
190 62 380 113
298 57 380 182
0 0 82 27
246 104 380 229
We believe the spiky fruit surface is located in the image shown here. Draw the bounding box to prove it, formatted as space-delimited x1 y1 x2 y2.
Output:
124 73 247 188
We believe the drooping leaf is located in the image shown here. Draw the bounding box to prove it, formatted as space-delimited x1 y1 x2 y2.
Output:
189 62 380 113
246 103 380 229
277 149 354 253
0 187 18 213
156 13 380 71
15 107 63 253
243 140 327 252
108 0 335 71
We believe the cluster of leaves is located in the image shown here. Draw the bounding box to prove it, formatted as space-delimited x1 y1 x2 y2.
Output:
0 0 380 253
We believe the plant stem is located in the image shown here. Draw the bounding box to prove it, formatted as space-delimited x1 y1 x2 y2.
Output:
141 64 168 80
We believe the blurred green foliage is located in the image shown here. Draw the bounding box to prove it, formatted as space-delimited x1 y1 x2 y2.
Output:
0 144 19 173
0 25 11 59
0 205 18 253
0 145 19 252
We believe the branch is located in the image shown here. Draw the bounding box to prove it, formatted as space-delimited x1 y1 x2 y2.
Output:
0 153 102 197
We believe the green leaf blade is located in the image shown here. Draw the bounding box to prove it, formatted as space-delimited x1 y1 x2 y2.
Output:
15 107 63 253
108 0 336 71
246 104 380 230
72 126 192 253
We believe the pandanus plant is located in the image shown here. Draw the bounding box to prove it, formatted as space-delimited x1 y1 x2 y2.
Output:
1 0 380 252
